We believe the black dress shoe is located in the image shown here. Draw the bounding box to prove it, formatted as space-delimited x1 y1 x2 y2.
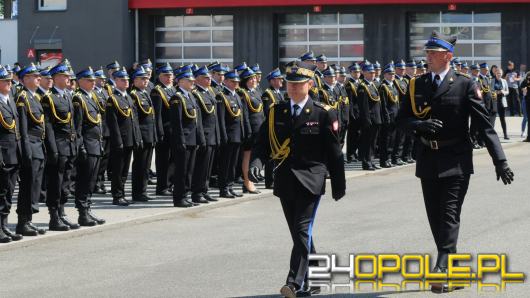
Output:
392 158 405 166
78 209 97 226
87 209 106 225
202 193 218 202
27 222 46 235
16 222 38 236
0 229 11 243
173 199 193 208
2 226 22 241
229 188 243 197
380 161 392 168
362 163 375 171
372 163 382 170
192 196 209 204
112 197 130 206
280 284 297 298
156 190 172 196
132 195 151 202
219 191 235 199
187 199 200 206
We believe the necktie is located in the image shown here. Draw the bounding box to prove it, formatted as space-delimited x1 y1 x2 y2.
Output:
292 104 300 121
433 74 440 92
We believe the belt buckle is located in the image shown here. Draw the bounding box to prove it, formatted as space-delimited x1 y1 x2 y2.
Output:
430 140 439 150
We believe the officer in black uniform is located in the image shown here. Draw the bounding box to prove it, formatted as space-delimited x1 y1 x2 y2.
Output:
130 66 157 202
345 62 362 162
397 31 514 293
151 63 176 196
373 61 382 88
0 66 23 242
42 62 80 231
378 62 400 168
139 59 155 94
106 67 142 206
93 68 110 194
8 65 22 99
250 64 263 95
15 64 47 236
104 61 120 95
170 68 204 207
191 66 220 203
300 51 323 91
401 60 417 164
391 60 408 166
216 70 248 198
261 68 285 189
208 62 228 94
72 68 106 226
478 63 498 126
36 67 52 204
249 61 345 298
334 66 350 147
358 61 383 171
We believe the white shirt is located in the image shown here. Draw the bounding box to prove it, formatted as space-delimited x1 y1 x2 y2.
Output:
179 87 190 98
115 88 127 97
0 93 9 105
431 67 450 87
54 86 66 97
290 96 309 117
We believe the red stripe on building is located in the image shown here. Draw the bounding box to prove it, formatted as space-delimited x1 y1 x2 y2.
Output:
129 0 530 9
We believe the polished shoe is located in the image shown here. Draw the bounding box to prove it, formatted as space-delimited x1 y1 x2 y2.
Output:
27 220 46 235
404 158 415 164
219 191 235 199
1 215 23 241
202 193 218 202
132 195 152 202
430 266 465 293
380 161 392 168
58 205 80 230
187 199 200 206
280 284 297 298
229 188 243 197
78 208 97 226
173 199 193 208
147 178 156 185
0 227 11 243
362 163 375 171
48 208 70 231
112 197 130 206
192 196 209 204
16 216 38 237
87 209 106 225
372 163 382 170
156 190 172 196
392 158 405 166
242 185 261 194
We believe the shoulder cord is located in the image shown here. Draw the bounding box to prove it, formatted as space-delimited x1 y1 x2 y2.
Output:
348 81 358 97
155 85 171 109
319 89 339 109
408 77 430 119
264 89 276 104
173 93 197 120
192 90 215 114
17 91 44 124
268 104 290 170
239 88 263 113
0 107 15 130
394 78 407 95
91 91 106 112
74 93 101 124
382 84 399 103
44 93 71 124
219 92 241 118
131 89 154 115
360 83 381 102
109 94 132 118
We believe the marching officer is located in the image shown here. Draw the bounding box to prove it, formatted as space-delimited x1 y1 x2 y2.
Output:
378 62 400 168
335 66 350 147
191 66 220 203
397 31 514 293
345 62 362 162
106 67 142 206
0 66 23 242
151 63 176 196
130 66 157 202
93 69 111 194
15 64 47 236
249 61 345 298
216 70 248 198
261 68 285 189
391 59 409 166
72 68 106 226
170 69 204 207
42 62 80 231
358 61 383 171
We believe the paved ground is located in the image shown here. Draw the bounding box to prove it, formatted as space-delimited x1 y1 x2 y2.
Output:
0 117 528 297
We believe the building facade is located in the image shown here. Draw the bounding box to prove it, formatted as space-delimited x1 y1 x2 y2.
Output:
16 0 530 73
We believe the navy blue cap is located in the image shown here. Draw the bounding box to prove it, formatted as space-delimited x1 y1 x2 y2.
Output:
234 62 247 73
224 69 240 82
4 65 13 74
322 67 335 77
39 67 52 78
479 62 489 69
132 66 150 79
12 65 21 74
266 68 284 81
210 63 229 74
416 60 425 69
76 67 96 80
207 61 220 70
94 68 107 79
193 66 211 78
406 60 417 68
461 61 469 68
175 69 195 81
49 62 70 76
451 57 461 66
374 61 381 70
112 67 130 79
383 62 395 74
106 61 120 70
156 63 173 75
337 66 347 76
316 54 328 62
250 64 262 74
470 64 480 71
348 62 361 72
175 64 194 76
0 66 13 80
18 63 41 79
300 51 316 62
284 61 316 83
139 58 153 70
240 67 256 79
395 60 406 69
424 30 457 53
362 61 375 72
190 64 199 73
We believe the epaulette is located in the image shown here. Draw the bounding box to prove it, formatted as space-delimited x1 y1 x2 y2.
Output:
456 72 471 79
16 90 27 106
314 101 331 111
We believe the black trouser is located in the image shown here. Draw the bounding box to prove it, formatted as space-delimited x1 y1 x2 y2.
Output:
497 106 508 138
346 119 361 159
75 155 100 209
392 128 406 161
16 158 45 216
378 123 396 163
279 182 321 289
191 145 216 197
132 143 154 199
65 154 77 193
172 146 197 200
360 124 380 164
264 159 275 188
0 163 18 215
420 175 470 267
110 146 133 199
217 142 240 191
402 134 414 160
489 112 497 129
339 123 348 147
507 87 520 116
155 139 173 193
45 155 73 208
96 136 110 188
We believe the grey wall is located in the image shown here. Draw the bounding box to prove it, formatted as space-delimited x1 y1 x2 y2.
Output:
17 0 134 70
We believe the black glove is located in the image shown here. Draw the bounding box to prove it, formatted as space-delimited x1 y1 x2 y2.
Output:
47 152 59 165
415 119 443 135
248 166 261 183
495 162 514 185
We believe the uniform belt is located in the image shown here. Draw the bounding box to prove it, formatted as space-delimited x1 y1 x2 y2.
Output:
56 132 76 141
420 137 461 150
28 130 45 140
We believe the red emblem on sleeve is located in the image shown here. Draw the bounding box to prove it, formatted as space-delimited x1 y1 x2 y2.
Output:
332 120 339 132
